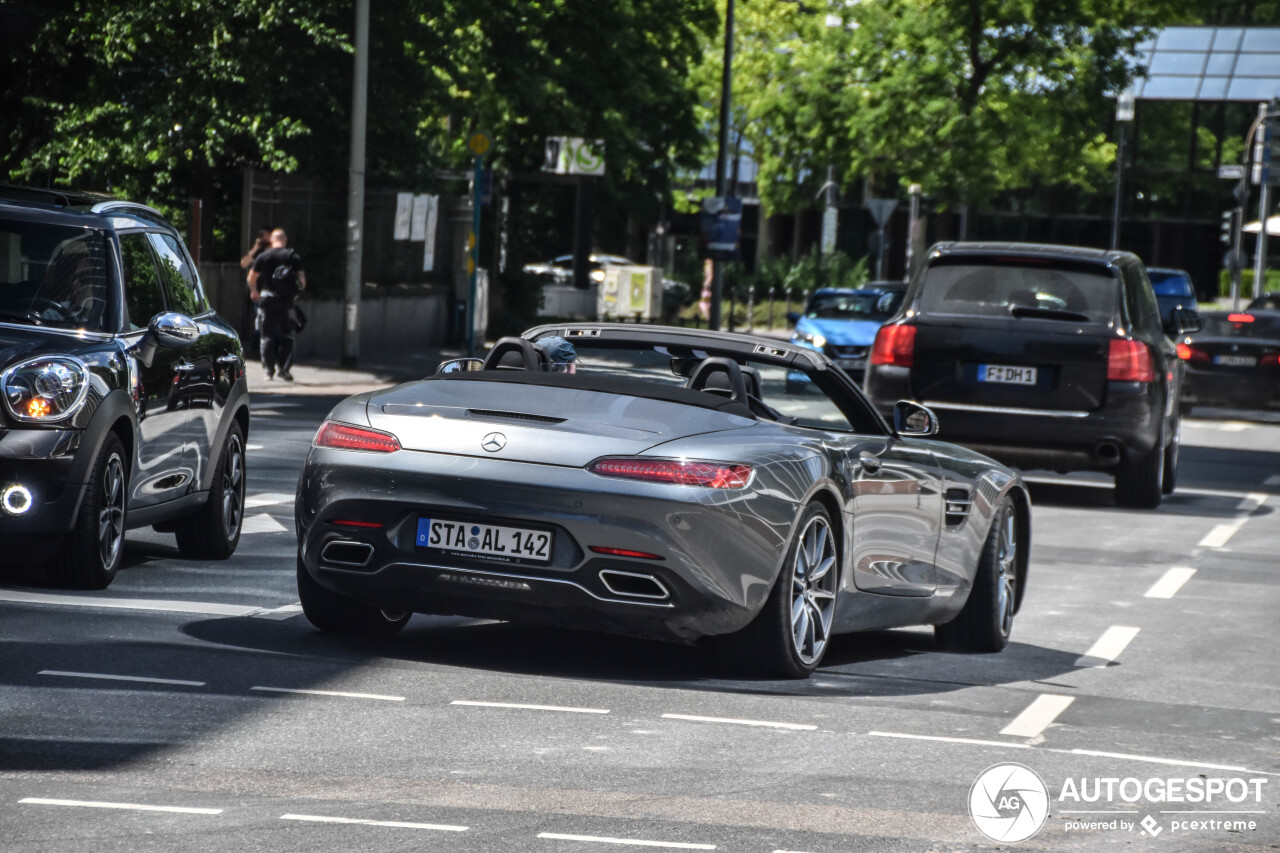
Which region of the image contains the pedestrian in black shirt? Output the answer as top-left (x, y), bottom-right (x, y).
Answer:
top-left (247, 228), bottom-right (306, 381)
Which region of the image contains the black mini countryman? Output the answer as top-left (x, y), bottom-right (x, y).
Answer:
top-left (0, 186), bottom-right (249, 588)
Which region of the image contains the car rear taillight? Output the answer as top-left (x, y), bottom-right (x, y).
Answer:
top-left (870, 324), bottom-right (916, 366)
top-left (1227, 313), bottom-right (1254, 324)
top-left (588, 458), bottom-right (752, 489)
top-left (314, 421), bottom-right (401, 453)
top-left (1176, 343), bottom-right (1209, 362)
top-left (1107, 339), bottom-right (1156, 382)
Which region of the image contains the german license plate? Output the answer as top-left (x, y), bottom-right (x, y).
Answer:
top-left (1213, 354), bottom-right (1255, 367)
top-left (978, 364), bottom-right (1038, 385)
top-left (417, 518), bottom-right (552, 563)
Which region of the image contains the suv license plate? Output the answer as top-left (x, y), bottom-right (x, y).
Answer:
top-left (1213, 354), bottom-right (1255, 367)
top-left (417, 518), bottom-right (552, 563)
top-left (979, 364), bottom-right (1038, 385)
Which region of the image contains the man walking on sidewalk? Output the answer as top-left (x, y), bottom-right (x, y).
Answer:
top-left (247, 228), bottom-right (306, 381)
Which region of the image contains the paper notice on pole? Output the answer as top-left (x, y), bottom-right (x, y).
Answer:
top-left (410, 194), bottom-right (429, 241)
top-left (393, 193), bottom-right (413, 240)
top-left (423, 195), bottom-right (440, 272)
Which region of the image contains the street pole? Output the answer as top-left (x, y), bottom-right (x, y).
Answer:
top-left (1111, 92), bottom-right (1134, 251)
top-left (341, 0), bottom-right (369, 367)
top-left (466, 133), bottom-right (490, 358)
top-left (905, 183), bottom-right (921, 283)
top-left (1254, 120), bottom-right (1273, 302)
top-left (709, 0), bottom-right (734, 332)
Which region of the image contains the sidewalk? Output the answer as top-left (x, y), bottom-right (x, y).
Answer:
top-left (247, 346), bottom-right (465, 396)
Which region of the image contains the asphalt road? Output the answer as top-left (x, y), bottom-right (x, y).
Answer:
top-left (1, 389), bottom-right (1277, 852)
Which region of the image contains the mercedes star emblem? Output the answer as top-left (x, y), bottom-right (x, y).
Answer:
top-left (481, 432), bottom-right (507, 452)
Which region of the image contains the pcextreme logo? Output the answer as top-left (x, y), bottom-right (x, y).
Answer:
top-left (968, 763), bottom-right (1051, 843)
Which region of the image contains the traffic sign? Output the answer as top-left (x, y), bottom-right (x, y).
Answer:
top-left (1218, 164), bottom-right (1244, 180)
top-left (866, 198), bottom-right (898, 227)
top-left (468, 133), bottom-right (491, 157)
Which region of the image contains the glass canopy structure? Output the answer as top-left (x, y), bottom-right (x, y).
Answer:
top-left (1131, 27), bottom-right (1280, 101)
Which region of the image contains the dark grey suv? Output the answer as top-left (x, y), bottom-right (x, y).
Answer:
top-left (864, 242), bottom-right (1200, 508)
top-left (0, 186), bottom-right (250, 587)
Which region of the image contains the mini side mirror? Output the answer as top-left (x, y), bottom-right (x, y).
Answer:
top-left (151, 312), bottom-right (200, 347)
top-left (1169, 308), bottom-right (1202, 336)
top-left (435, 357), bottom-right (484, 375)
top-left (893, 400), bottom-right (939, 437)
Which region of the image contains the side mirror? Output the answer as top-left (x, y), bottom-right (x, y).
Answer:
top-left (128, 312), bottom-right (198, 368)
top-left (893, 400), bottom-right (939, 437)
top-left (1169, 308), bottom-right (1202, 336)
top-left (435, 357), bottom-right (484, 375)
top-left (151, 312), bottom-right (200, 347)
top-left (785, 311), bottom-right (800, 326)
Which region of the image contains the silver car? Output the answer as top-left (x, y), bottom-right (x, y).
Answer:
top-left (295, 324), bottom-right (1030, 678)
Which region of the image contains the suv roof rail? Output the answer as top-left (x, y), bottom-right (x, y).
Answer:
top-left (0, 185), bottom-right (76, 207)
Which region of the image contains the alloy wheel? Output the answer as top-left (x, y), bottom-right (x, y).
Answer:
top-left (97, 452), bottom-right (125, 568)
top-left (221, 434), bottom-right (244, 540)
top-left (996, 506), bottom-right (1017, 638)
top-left (790, 514), bottom-right (837, 665)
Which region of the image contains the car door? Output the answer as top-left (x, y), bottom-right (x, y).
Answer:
top-left (762, 363), bottom-right (943, 597)
top-left (118, 231), bottom-right (196, 508)
top-left (149, 231), bottom-right (224, 484)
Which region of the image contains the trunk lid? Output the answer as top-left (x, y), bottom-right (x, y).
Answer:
top-left (366, 378), bottom-right (756, 466)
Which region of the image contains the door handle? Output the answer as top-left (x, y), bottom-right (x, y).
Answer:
top-left (216, 354), bottom-right (240, 365)
top-left (858, 452), bottom-right (882, 474)
top-left (174, 362), bottom-right (195, 373)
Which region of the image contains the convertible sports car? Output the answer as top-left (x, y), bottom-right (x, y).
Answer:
top-left (295, 324), bottom-right (1031, 677)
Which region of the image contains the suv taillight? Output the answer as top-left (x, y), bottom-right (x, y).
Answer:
top-left (870, 324), bottom-right (916, 366)
top-left (1107, 339), bottom-right (1156, 382)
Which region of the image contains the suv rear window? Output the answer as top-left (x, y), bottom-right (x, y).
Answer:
top-left (0, 219), bottom-right (112, 332)
top-left (916, 260), bottom-right (1118, 324)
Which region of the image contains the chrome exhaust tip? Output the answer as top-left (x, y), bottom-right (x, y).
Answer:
top-left (320, 540), bottom-right (375, 568)
top-left (599, 569), bottom-right (670, 601)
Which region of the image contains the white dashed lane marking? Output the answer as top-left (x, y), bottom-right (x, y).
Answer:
top-left (244, 491), bottom-right (295, 509)
top-left (1197, 492), bottom-right (1268, 548)
top-left (20, 798), bottom-right (221, 815)
top-left (1144, 567), bottom-right (1196, 599)
top-left (1000, 694), bottom-right (1075, 738)
top-left (240, 513), bottom-right (288, 534)
top-left (451, 700), bottom-right (609, 714)
top-left (281, 813), bottom-right (467, 831)
top-left (38, 670), bottom-right (204, 687)
top-left (536, 832), bottom-right (715, 850)
top-left (661, 713), bottom-right (817, 731)
top-left (1075, 626), bottom-right (1141, 668)
top-left (251, 686), bottom-right (405, 702)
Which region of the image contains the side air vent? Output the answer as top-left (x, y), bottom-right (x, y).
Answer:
top-left (944, 488), bottom-right (972, 528)
top-left (469, 409), bottom-right (566, 424)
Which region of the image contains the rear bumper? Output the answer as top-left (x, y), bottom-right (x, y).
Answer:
top-left (1181, 368), bottom-right (1280, 410)
top-left (867, 366), bottom-right (1165, 471)
top-left (296, 447), bottom-right (797, 642)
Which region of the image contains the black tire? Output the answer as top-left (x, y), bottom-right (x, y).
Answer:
top-left (51, 433), bottom-right (127, 589)
top-left (737, 502), bottom-right (839, 679)
top-left (1114, 438), bottom-right (1164, 509)
top-left (936, 498), bottom-right (1018, 653)
top-left (296, 554), bottom-right (409, 637)
top-left (175, 422), bottom-right (246, 559)
top-left (1161, 418), bottom-right (1180, 496)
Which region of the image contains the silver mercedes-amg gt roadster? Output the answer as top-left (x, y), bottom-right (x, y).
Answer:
top-left (295, 323), bottom-right (1031, 678)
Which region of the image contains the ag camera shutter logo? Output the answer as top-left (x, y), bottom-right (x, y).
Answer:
top-left (969, 762), bottom-right (1050, 843)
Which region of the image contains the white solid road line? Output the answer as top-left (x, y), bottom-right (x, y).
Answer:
top-left (244, 491), bottom-right (296, 508)
top-left (1000, 694), bottom-right (1075, 739)
top-left (0, 589), bottom-right (260, 617)
top-left (1144, 567), bottom-right (1197, 599)
top-left (868, 731), bottom-right (1033, 749)
top-left (536, 832), bottom-right (715, 850)
top-left (661, 713), bottom-right (818, 731)
top-left (38, 670), bottom-right (204, 687)
top-left (281, 814), bottom-right (467, 831)
top-left (1075, 626), bottom-right (1140, 668)
top-left (251, 686), bottom-right (405, 701)
top-left (20, 798), bottom-right (221, 815)
top-left (451, 700), bottom-right (609, 714)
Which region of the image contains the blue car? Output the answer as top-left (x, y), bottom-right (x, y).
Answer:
top-left (1146, 267), bottom-right (1201, 329)
top-left (788, 283), bottom-right (906, 387)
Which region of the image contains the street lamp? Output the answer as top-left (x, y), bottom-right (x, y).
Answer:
top-left (1110, 90), bottom-right (1135, 251)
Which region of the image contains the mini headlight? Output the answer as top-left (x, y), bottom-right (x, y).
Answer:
top-left (2, 484), bottom-right (33, 515)
top-left (1, 356), bottom-right (90, 423)
top-left (792, 330), bottom-right (826, 350)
